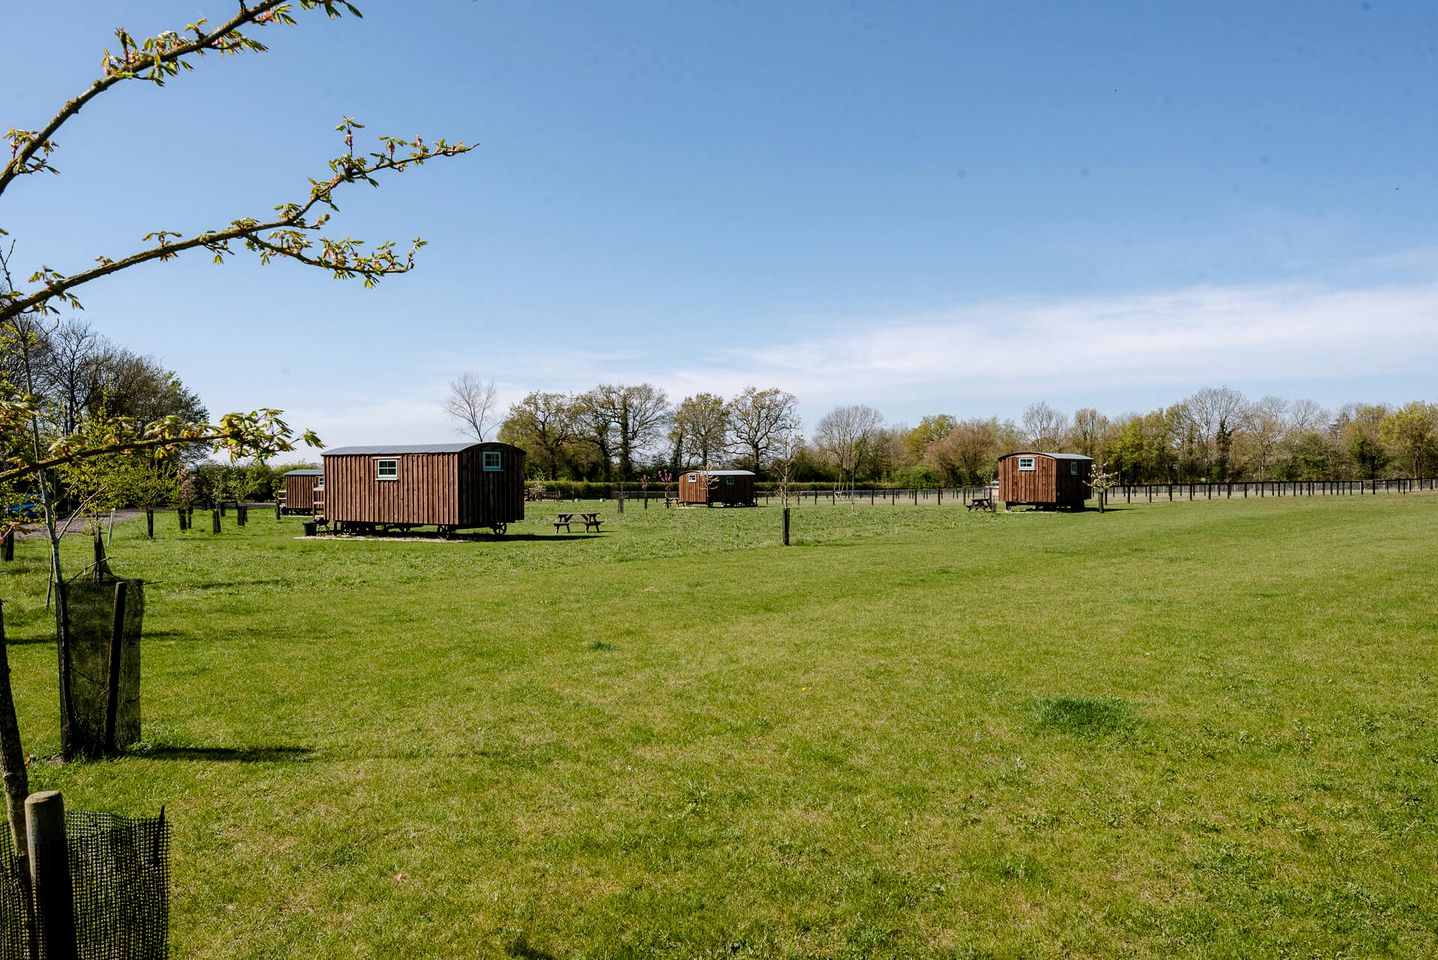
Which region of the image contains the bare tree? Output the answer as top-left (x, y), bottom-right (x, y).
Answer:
top-left (1288, 398), bottom-right (1329, 433)
top-left (444, 373), bottom-right (498, 441)
top-left (727, 387), bottom-right (799, 474)
top-left (814, 404), bottom-right (884, 493)
top-left (1181, 386), bottom-right (1251, 480)
top-left (1067, 407), bottom-right (1111, 458)
top-left (581, 384), bottom-right (671, 479)
top-left (1021, 401), bottom-right (1069, 450)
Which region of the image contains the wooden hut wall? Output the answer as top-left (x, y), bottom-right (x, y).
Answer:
top-left (678, 472), bottom-right (709, 504)
top-left (710, 474), bottom-right (754, 505)
top-left (1053, 460), bottom-right (1092, 508)
top-left (323, 453), bottom-right (460, 525)
top-left (283, 475), bottom-right (317, 512)
top-left (455, 444), bottom-right (527, 526)
top-left (999, 456), bottom-right (1058, 504)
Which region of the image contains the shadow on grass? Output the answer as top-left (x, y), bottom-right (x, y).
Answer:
top-left (137, 745), bottom-right (314, 763)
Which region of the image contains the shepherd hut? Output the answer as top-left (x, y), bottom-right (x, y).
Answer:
top-left (997, 452), bottom-right (1093, 510)
top-left (280, 469), bottom-right (323, 514)
top-left (677, 469), bottom-right (757, 507)
top-left (320, 441), bottom-right (526, 535)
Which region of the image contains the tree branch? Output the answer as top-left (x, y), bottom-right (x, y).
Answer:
top-left (0, 135), bottom-right (470, 323)
top-left (1, 1), bottom-right (299, 197)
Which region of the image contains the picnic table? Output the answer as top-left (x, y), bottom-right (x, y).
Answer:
top-left (966, 496), bottom-right (994, 512)
top-left (554, 512), bottom-right (603, 533)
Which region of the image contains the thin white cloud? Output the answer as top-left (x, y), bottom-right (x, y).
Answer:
top-left (697, 279), bottom-right (1438, 404)
top-left (286, 276), bottom-right (1438, 450)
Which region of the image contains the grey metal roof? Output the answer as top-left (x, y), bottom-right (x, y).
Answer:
top-left (998, 451), bottom-right (1094, 461)
top-left (323, 443), bottom-right (480, 456)
top-left (283, 469), bottom-right (323, 476)
top-left (694, 469), bottom-right (756, 476)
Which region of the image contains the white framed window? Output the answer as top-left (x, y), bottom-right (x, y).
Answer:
top-left (1070, 461), bottom-right (1079, 476)
top-left (725, 476), bottom-right (735, 486)
top-left (315, 477), bottom-right (324, 490)
top-left (376, 458), bottom-right (398, 481)
top-left (482, 450), bottom-right (502, 472)
top-left (1018, 456), bottom-right (1036, 472)
top-left (688, 473), bottom-right (697, 483)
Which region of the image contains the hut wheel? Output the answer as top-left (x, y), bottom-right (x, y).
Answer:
top-left (492, 522), bottom-right (508, 537)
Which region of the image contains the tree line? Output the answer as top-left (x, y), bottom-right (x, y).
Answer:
top-left (456, 377), bottom-right (1438, 487)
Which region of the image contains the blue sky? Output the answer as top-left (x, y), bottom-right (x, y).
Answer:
top-left (3, 1), bottom-right (1436, 453)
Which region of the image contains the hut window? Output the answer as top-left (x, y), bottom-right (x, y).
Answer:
top-left (316, 477), bottom-right (324, 490)
top-left (376, 459), bottom-right (398, 481)
top-left (725, 476), bottom-right (735, 486)
top-left (1018, 456), bottom-right (1036, 471)
top-left (482, 450), bottom-right (502, 472)
top-left (688, 474), bottom-right (697, 483)
top-left (1070, 461), bottom-right (1079, 476)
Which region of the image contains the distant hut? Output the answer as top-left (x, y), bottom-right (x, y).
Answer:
top-left (677, 469), bottom-right (757, 507)
top-left (280, 469), bottom-right (323, 515)
top-left (997, 452), bottom-right (1093, 510)
top-left (320, 442), bottom-right (526, 535)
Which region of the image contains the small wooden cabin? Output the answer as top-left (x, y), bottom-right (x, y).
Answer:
top-left (320, 442), bottom-right (526, 534)
top-left (678, 469), bottom-right (757, 507)
top-left (281, 469), bottom-right (323, 514)
top-left (997, 452), bottom-right (1093, 510)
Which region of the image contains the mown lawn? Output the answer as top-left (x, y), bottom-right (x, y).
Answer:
top-left (1, 496), bottom-right (1435, 958)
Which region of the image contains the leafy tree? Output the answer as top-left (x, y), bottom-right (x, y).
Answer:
top-left (924, 417), bottom-right (1016, 486)
top-left (904, 414), bottom-right (957, 463)
top-left (726, 387), bottom-right (799, 476)
top-left (671, 392), bottom-right (729, 469)
top-left (1380, 401), bottom-right (1438, 477)
top-left (1337, 403), bottom-right (1390, 479)
top-left (498, 392), bottom-right (579, 480)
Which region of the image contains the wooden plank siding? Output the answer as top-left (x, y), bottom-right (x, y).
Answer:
top-left (998, 453), bottom-right (1092, 508)
top-left (282, 474), bottom-right (319, 512)
top-left (456, 445), bottom-right (527, 527)
top-left (677, 471), bottom-right (756, 506)
top-left (321, 443), bottom-right (526, 529)
top-left (324, 453), bottom-right (461, 526)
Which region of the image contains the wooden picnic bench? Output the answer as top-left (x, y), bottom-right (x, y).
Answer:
top-left (554, 512), bottom-right (603, 533)
top-left (966, 496), bottom-right (993, 512)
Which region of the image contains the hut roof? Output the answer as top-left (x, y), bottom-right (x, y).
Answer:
top-left (283, 469), bottom-right (323, 476)
top-left (696, 469), bottom-right (756, 476)
top-left (997, 451), bottom-right (1093, 461)
top-left (323, 443), bottom-right (481, 456)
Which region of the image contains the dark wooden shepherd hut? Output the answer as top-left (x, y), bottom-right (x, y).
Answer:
top-left (320, 442), bottom-right (526, 534)
top-left (677, 469), bottom-right (757, 507)
top-left (997, 452), bottom-right (1093, 510)
top-left (281, 469), bottom-right (323, 514)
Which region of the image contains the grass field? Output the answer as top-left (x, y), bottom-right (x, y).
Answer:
top-left (1, 496), bottom-right (1435, 958)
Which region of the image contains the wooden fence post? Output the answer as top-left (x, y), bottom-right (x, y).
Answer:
top-left (1, 528), bottom-right (12, 562)
top-left (145, 508), bottom-right (154, 539)
top-left (26, 791), bottom-right (78, 960)
top-left (782, 507), bottom-right (790, 546)
top-left (211, 509), bottom-right (221, 534)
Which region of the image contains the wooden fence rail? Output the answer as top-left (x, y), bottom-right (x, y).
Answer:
top-left (745, 478), bottom-right (1438, 507)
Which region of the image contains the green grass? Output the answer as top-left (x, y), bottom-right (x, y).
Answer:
top-left (1, 496), bottom-right (1436, 958)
